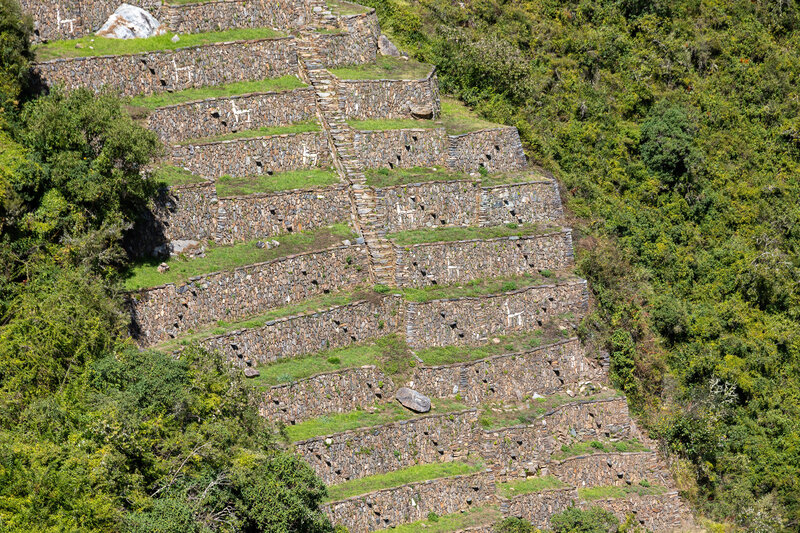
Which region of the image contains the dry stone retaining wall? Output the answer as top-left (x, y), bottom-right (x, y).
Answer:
top-left (22, 0), bottom-right (160, 42)
top-left (449, 128), bottom-right (527, 173)
top-left (170, 131), bottom-right (331, 179)
top-left (548, 452), bottom-right (672, 488)
top-left (129, 245), bottom-right (371, 345)
top-left (405, 280), bottom-right (589, 349)
top-left (503, 488), bottom-right (578, 530)
top-left (35, 38), bottom-right (298, 96)
top-left (323, 472), bottom-right (497, 533)
top-left (354, 128), bottom-right (449, 169)
top-left (199, 296), bottom-right (404, 366)
top-left (394, 230), bottom-right (575, 287)
top-left (586, 492), bottom-right (692, 532)
top-left (481, 180), bottom-right (564, 226)
top-left (313, 11), bottom-right (380, 68)
top-left (376, 180), bottom-right (481, 233)
top-left (296, 410), bottom-right (479, 485)
top-left (337, 70), bottom-right (440, 120)
top-left (409, 338), bottom-right (603, 406)
top-left (145, 88), bottom-right (317, 144)
top-left (479, 398), bottom-right (636, 480)
top-left (261, 366), bottom-right (395, 425)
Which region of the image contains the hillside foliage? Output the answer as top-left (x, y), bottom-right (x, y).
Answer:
top-left (361, 0), bottom-right (800, 529)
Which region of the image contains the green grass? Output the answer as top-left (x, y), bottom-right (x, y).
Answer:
top-left (123, 224), bottom-right (355, 290)
top-left (400, 273), bottom-right (559, 303)
top-left (129, 76), bottom-right (306, 109)
top-left (578, 484), bottom-right (668, 501)
top-left (415, 329), bottom-right (565, 366)
top-left (250, 335), bottom-right (415, 388)
top-left (477, 390), bottom-right (624, 431)
top-left (35, 28), bottom-right (283, 61)
top-left (438, 97), bottom-right (499, 135)
top-left (376, 506), bottom-right (501, 533)
top-left (331, 55), bottom-right (432, 80)
top-left (389, 223), bottom-right (556, 245)
top-left (327, 0), bottom-right (372, 15)
top-left (326, 459), bottom-right (484, 502)
top-left (216, 169), bottom-right (340, 196)
top-left (497, 476), bottom-right (568, 498)
top-left (363, 166), bottom-right (550, 188)
top-left (551, 439), bottom-right (651, 461)
top-left (347, 97), bottom-right (502, 134)
top-left (177, 121), bottom-right (320, 145)
top-left (286, 397), bottom-right (469, 442)
top-left (151, 165), bottom-right (207, 188)
top-left (157, 288), bottom-right (374, 353)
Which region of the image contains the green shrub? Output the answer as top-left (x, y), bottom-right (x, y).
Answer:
top-left (550, 506), bottom-right (620, 533)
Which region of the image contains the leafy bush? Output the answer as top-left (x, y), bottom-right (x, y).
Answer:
top-left (550, 506), bottom-right (620, 533)
top-left (495, 517), bottom-right (539, 533)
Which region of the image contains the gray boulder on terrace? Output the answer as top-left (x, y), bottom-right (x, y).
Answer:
top-left (96, 4), bottom-right (166, 39)
top-left (378, 34), bottom-right (401, 57)
top-left (395, 387), bottom-right (431, 413)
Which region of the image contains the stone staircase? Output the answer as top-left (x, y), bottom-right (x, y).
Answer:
top-left (298, 31), bottom-right (397, 285)
top-left (23, 0), bottom-right (695, 531)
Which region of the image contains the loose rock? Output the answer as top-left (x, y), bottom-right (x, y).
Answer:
top-left (96, 4), bottom-right (166, 39)
top-left (395, 387), bottom-right (431, 413)
top-left (378, 34), bottom-right (401, 57)
top-left (157, 262), bottom-right (169, 273)
top-left (243, 367), bottom-right (260, 378)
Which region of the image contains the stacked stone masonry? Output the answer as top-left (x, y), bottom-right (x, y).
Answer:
top-left (405, 280), bottom-right (589, 349)
top-left (136, 177), bottom-right (561, 258)
top-left (259, 338), bottom-right (603, 425)
top-left (21, 0), bottom-right (321, 42)
top-left (129, 245), bottom-right (371, 346)
top-left (145, 88), bottom-right (317, 144)
top-left (296, 410), bottom-right (479, 485)
top-left (35, 38), bottom-right (298, 96)
top-left (199, 296), bottom-right (405, 366)
top-left (337, 70), bottom-right (441, 120)
top-left (547, 452), bottom-right (672, 489)
top-left (170, 131), bottom-right (331, 179)
top-left (260, 366), bottom-right (395, 425)
top-left (394, 230), bottom-right (574, 287)
top-left (353, 127), bottom-right (528, 173)
top-left (311, 12), bottom-right (380, 68)
top-left (584, 492), bottom-right (692, 532)
top-left (323, 472), bottom-right (497, 533)
top-left (503, 488), bottom-right (577, 530)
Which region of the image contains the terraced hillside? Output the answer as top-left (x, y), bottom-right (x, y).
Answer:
top-left (27, 1), bottom-right (695, 530)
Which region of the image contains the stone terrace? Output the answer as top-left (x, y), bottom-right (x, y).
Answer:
top-left (23, 1), bottom-right (694, 531)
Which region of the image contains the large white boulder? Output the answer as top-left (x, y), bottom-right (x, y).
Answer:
top-left (96, 4), bottom-right (166, 39)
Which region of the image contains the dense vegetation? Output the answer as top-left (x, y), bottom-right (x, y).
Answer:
top-left (0, 1), bottom-right (335, 530)
top-left (361, 0), bottom-right (800, 529)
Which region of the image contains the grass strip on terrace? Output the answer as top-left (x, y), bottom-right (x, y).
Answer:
top-left (325, 459), bottom-right (485, 502)
top-left (388, 223), bottom-right (559, 245)
top-left (326, 0), bottom-right (372, 16)
top-left (398, 271), bottom-right (570, 303)
top-left (331, 55), bottom-right (432, 80)
top-left (156, 287), bottom-right (375, 353)
top-left (150, 165), bottom-right (207, 187)
top-left (250, 335), bottom-right (416, 389)
top-left (551, 439), bottom-right (651, 461)
top-left (347, 97), bottom-right (503, 134)
top-left (123, 224), bottom-right (356, 290)
top-left (363, 166), bottom-right (551, 188)
top-left (35, 28), bottom-right (284, 61)
top-left (415, 328), bottom-right (569, 366)
top-left (286, 397), bottom-right (469, 442)
top-left (375, 505), bottom-right (502, 533)
top-left (175, 120), bottom-right (320, 145)
top-left (496, 476), bottom-right (568, 498)
top-left (477, 390), bottom-right (624, 431)
top-left (129, 76), bottom-right (307, 109)
top-left (578, 483), bottom-right (668, 501)
top-left (216, 169), bottom-right (340, 196)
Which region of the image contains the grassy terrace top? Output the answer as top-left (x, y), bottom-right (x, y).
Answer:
top-left (348, 97), bottom-right (501, 135)
top-left (327, 0), bottom-right (372, 16)
top-left (376, 506), bottom-right (501, 533)
top-left (364, 166), bottom-right (550, 188)
top-left (124, 224), bottom-right (355, 290)
top-left (151, 166), bottom-right (340, 195)
top-left (128, 76), bottom-right (306, 110)
top-left (174, 121), bottom-right (320, 145)
top-left (331, 55), bottom-right (432, 80)
top-left (388, 223), bottom-right (561, 246)
top-left (35, 28), bottom-right (284, 61)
